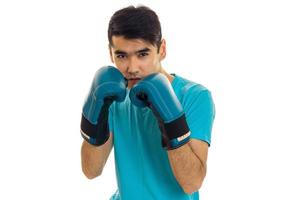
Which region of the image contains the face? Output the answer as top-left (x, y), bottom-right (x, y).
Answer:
top-left (109, 36), bottom-right (167, 88)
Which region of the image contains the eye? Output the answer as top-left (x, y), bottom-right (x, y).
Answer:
top-left (138, 52), bottom-right (148, 57)
top-left (116, 54), bottom-right (126, 59)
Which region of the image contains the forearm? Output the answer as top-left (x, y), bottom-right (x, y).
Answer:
top-left (81, 136), bottom-right (112, 179)
top-left (167, 142), bottom-right (206, 194)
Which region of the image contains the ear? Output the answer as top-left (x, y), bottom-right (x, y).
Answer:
top-left (159, 39), bottom-right (166, 61)
top-left (109, 44), bottom-right (114, 63)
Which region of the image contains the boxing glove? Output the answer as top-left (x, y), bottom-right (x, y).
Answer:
top-left (81, 66), bottom-right (127, 146)
top-left (129, 73), bottom-right (190, 150)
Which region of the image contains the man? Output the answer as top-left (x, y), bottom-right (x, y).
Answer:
top-left (80, 5), bottom-right (215, 200)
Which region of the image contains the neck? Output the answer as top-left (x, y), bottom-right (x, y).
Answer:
top-left (160, 67), bottom-right (174, 83)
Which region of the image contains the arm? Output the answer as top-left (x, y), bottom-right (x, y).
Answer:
top-left (129, 73), bottom-right (211, 194)
top-left (167, 139), bottom-right (208, 194)
top-left (81, 133), bottom-right (113, 179)
top-left (80, 66), bottom-right (126, 179)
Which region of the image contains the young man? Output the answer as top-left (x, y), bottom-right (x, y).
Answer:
top-left (80, 5), bottom-right (215, 200)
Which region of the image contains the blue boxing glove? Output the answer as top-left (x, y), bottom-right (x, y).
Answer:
top-left (80, 66), bottom-right (127, 146)
top-left (129, 73), bottom-right (190, 150)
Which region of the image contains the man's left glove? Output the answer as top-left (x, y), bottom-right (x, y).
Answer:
top-left (129, 73), bottom-right (190, 150)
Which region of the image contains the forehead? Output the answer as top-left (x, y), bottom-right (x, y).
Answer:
top-left (111, 36), bottom-right (156, 52)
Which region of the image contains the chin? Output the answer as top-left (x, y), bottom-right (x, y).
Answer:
top-left (127, 83), bottom-right (134, 89)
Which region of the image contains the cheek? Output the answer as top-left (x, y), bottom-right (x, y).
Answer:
top-left (146, 58), bottom-right (160, 72)
top-left (139, 62), bottom-right (152, 73)
top-left (114, 64), bottom-right (127, 75)
top-left (114, 59), bottom-right (127, 68)
top-left (140, 65), bottom-right (158, 75)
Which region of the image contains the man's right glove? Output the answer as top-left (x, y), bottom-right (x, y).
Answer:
top-left (80, 66), bottom-right (127, 146)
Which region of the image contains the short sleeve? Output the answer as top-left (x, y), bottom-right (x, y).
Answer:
top-left (183, 87), bottom-right (215, 145)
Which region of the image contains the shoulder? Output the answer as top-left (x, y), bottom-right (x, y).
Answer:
top-left (171, 74), bottom-right (212, 103)
top-left (172, 75), bottom-right (215, 145)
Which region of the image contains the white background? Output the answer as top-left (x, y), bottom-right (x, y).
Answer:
top-left (0, 0), bottom-right (299, 199)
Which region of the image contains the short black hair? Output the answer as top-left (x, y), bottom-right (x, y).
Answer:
top-left (108, 5), bottom-right (162, 49)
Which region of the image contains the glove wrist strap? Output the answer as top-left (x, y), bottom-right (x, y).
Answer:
top-left (80, 99), bottom-right (113, 146)
top-left (163, 114), bottom-right (191, 150)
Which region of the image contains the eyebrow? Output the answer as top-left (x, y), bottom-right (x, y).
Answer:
top-left (114, 48), bottom-right (150, 55)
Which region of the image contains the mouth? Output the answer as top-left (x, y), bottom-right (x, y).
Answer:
top-left (128, 78), bottom-right (142, 86)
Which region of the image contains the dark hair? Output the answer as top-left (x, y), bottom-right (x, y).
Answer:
top-left (108, 5), bottom-right (162, 49)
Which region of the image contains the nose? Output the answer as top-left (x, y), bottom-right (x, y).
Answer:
top-left (128, 69), bottom-right (139, 77)
top-left (127, 57), bottom-right (140, 76)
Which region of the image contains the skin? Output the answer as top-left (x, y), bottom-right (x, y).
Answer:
top-left (81, 36), bottom-right (209, 194)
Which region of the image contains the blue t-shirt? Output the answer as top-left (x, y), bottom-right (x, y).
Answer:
top-left (108, 74), bottom-right (215, 200)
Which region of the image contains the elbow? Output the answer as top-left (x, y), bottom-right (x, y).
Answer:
top-left (82, 168), bottom-right (102, 180)
top-left (181, 176), bottom-right (205, 194)
top-left (182, 184), bottom-right (200, 195)
top-left (84, 172), bottom-right (100, 180)
top-left (182, 181), bottom-right (203, 195)
top-left (183, 163), bottom-right (207, 194)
